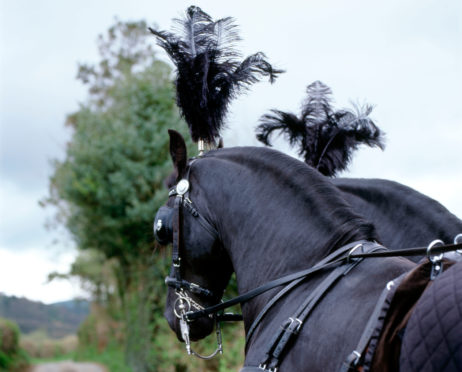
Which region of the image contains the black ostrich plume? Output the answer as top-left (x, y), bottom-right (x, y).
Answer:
top-left (150, 6), bottom-right (283, 143)
top-left (256, 81), bottom-right (385, 177)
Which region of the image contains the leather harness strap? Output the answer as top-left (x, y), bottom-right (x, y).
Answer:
top-left (259, 242), bottom-right (386, 371)
top-left (245, 241), bottom-right (379, 347)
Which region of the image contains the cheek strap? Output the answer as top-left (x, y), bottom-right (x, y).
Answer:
top-left (172, 196), bottom-right (183, 282)
top-left (167, 194), bottom-right (217, 299)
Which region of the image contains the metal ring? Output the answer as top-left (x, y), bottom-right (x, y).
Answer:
top-left (426, 239), bottom-right (444, 263)
top-left (454, 234), bottom-right (462, 255)
top-left (173, 296), bottom-right (191, 319)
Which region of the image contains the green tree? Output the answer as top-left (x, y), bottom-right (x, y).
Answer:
top-left (44, 19), bottom-right (193, 372)
top-left (49, 20), bottom-right (186, 264)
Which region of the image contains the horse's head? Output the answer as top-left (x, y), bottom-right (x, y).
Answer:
top-left (154, 130), bottom-right (233, 342)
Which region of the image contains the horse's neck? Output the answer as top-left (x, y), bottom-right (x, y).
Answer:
top-left (204, 164), bottom-right (330, 285)
top-left (195, 150), bottom-right (374, 326)
top-left (333, 178), bottom-right (462, 248)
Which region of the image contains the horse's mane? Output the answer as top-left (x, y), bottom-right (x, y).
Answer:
top-left (205, 146), bottom-right (379, 251)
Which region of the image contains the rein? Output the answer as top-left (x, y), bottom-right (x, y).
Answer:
top-left (348, 241), bottom-right (462, 259)
top-left (185, 241), bottom-right (375, 321)
top-left (184, 240), bottom-right (462, 322)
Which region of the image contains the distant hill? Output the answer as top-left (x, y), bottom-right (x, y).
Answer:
top-left (0, 294), bottom-right (90, 338)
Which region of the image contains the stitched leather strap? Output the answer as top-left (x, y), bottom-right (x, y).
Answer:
top-left (260, 242), bottom-right (386, 371)
top-left (261, 259), bottom-right (362, 370)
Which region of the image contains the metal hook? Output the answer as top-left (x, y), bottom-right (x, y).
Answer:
top-left (427, 239), bottom-right (444, 263)
top-left (454, 234), bottom-right (462, 255)
top-left (427, 239), bottom-right (444, 280)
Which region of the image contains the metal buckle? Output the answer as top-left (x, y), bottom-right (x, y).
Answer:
top-left (288, 317), bottom-right (303, 332)
top-left (351, 350), bottom-right (361, 367)
top-left (259, 364), bottom-right (278, 372)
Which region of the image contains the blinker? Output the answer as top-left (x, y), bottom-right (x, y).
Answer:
top-left (154, 206), bottom-right (174, 245)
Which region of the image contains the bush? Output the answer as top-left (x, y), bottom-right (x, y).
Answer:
top-left (0, 318), bottom-right (28, 371)
top-left (19, 330), bottom-right (78, 359)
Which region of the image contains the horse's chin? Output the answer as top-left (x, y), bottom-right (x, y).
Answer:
top-left (164, 308), bottom-right (214, 342)
top-left (187, 317), bottom-right (215, 341)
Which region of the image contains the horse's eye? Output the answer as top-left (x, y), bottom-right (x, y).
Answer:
top-left (154, 206), bottom-right (174, 245)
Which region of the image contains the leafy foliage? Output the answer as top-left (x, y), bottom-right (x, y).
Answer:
top-left (256, 81), bottom-right (385, 176)
top-left (150, 6), bottom-right (283, 142)
top-left (46, 22), bottom-right (191, 264)
top-left (48, 250), bottom-right (117, 306)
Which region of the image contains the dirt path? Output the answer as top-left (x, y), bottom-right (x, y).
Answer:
top-left (30, 361), bottom-right (107, 372)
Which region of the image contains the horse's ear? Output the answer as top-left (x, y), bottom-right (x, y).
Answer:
top-left (168, 129), bottom-right (188, 179)
top-left (217, 138), bottom-right (224, 148)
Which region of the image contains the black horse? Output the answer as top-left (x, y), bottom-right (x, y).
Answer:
top-left (150, 8), bottom-right (461, 369)
top-left (333, 178), bottom-right (462, 258)
top-left (159, 130), bottom-right (434, 371)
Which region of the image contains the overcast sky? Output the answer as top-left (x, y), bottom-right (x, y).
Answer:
top-left (0, 0), bottom-right (461, 304)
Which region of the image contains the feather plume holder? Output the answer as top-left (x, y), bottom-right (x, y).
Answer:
top-left (198, 139), bottom-right (218, 156)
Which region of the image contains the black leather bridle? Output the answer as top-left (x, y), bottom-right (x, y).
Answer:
top-left (154, 161), bottom-right (231, 359)
top-left (154, 161), bottom-right (219, 298)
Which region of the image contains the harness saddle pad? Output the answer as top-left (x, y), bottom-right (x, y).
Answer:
top-left (399, 261), bottom-right (462, 372)
top-left (364, 259), bottom-right (455, 372)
